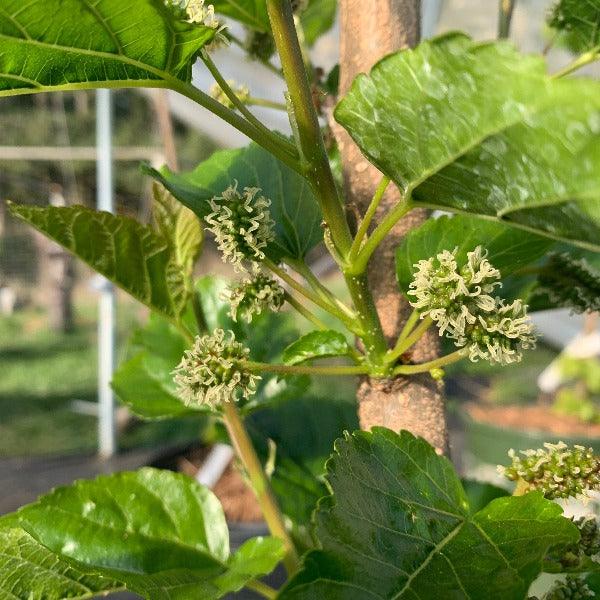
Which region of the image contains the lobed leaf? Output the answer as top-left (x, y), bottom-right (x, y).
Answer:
top-left (395, 214), bottom-right (552, 293)
top-left (9, 203), bottom-right (191, 320)
top-left (9, 468), bottom-right (284, 599)
top-left (282, 330), bottom-right (351, 365)
top-left (0, 527), bottom-right (121, 599)
top-left (335, 34), bottom-right (600, 251)
top-left (280, 428), bottom-right (578, 600)
top-left (0, 0), bottom-right (215, 97)
top-left (147, 143), bottom-right (323, 262)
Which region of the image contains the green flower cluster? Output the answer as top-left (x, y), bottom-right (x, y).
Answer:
top-left (542, 575), bottom-right (595, 599)
top-left (499, 442), bottom-right (600, 500)
top-left (173, 329), bottom-right (260, 408)
top-left (559, 517), bottom-right (600, 568)
top-left (166, 0), bottom-right (218, 27)
top-left (408, 246), bottom-right (536, 365)
top-left (228, 269), bottom-right (285, 323)
top-left (205, 182), bottom-right (275, 271)
top-left (209, 80), bottom-right (250, 109)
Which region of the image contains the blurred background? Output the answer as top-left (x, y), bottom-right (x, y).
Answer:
top-left (1, 0), bottom-right (599, 557)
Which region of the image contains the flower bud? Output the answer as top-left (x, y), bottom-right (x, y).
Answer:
top-left (209, 80), bottom-right (250, 109)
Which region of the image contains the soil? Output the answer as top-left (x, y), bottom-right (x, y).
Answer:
top-left (466, 402), bottom-right (600, 438)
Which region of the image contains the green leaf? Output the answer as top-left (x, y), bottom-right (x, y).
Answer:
top-left (0, 527), bottom-right (122, 599)
top-left (0, 0), bottom-right (215, 96)
top-left (548, 0), bottom-right (600, 54)
top-left (112, 352), bottom-right (201, 419)
top-left (212, 0), bottom-right (270, 31)
top-left (8, 203), bottom-right (191, 320)
top-left (529, 252), bottom-right (600, 313)
top-left (146, 143), bottom-right (323, 261)
top-left (461, 479), bottom-right (509, 514)
top-left (282, 330), bottom-right (351, 365)
top-left (300, 0), bottom-right (337, 46)
top-left (280, 428), bottom-right (578, 600)
top-left (247, 393), bottom-right (358, 529)
top-left (395, 214), bottom-right (553, 293)
top-left (152, 183), bottom-right (203, 287)
top-left (335, 34), bottom-right (600, 252)
top-left (11, 468), bottom-right (284, 599)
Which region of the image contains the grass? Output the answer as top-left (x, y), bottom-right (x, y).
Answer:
top-left (0, 297), bottom-right (204, 458)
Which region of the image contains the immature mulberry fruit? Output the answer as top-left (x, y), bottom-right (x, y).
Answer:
top-left (209, 80), bottom-right (250, 109)
top-left (499, 442), bottom-right (600, 500)
top-left (205, 182), bottom-right (274, 271)
top-left (408, 246), bottom-right (536, 365)
top-left (544, 575), bottom-right (595, 599)
top-left (228, 270), bottom-right (285, 323)
top-left (173, 329), bottom-right (260, 408)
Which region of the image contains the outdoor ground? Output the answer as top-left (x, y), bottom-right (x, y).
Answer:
top-left (0, 293), bottom-right (204, 457)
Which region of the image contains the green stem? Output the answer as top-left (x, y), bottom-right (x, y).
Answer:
top-left (246, 96), bottom-right (288, 111)
top-left (200, 51), bottom-right (292, 156)
top-left (266, 0), bottom-right (353, 256)
top-left (284, 291), bottom-right (329, 330)
top-left (386, 316), bottom-right (433, 363)
top-left (393, 348), bottom-right (468, 375)
top-left (349, 176), bottom-right (390, 260)
top-left (245, 360), bottom-right (369, 376)
top-left (287, 258), bottom-right (355, 318)
top-left (246, 579), bottom-right (278, 599)
top-left (498, 0), bottom-right (517, 39)
top-left (350, 195), bottom-right (413, 276)
top-left (264, 259), bottom-right (359, 332)
top-left (553, 48), bottom-right (600, 78)
top-left (167, 78), bottom-right (300, 173)
top-left (393, 309), bottom-right (420, 349)
top-left (221, 401), bottom-right (299, 574)
top-left (266, 0), bottom-right (389, 365)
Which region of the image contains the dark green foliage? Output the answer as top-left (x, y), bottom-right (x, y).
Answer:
top-left (548, 0), bottom-right (600, 54)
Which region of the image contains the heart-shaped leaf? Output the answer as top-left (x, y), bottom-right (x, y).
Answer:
top-left (11, 468), bottom-right (284, 599)
top-left (280, 428), bottom-right (578, 600)
top-left (395, 214), bottom-right (553, 294)
top-left (9, 203), bottom-right (191, 320)
top-left (0, 527), bottom-right (122, 599)
top-left (335, 34), bottom-right (600, 251)
top-left (147, 143), bottom-right (323, 262)
top-left (0, 0), bottom-right (215, 97)
top-left (282, 330), bottom-right (351, 365)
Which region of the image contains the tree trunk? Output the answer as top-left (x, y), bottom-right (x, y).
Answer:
top-left (337, 0), bottom-right (448, 453)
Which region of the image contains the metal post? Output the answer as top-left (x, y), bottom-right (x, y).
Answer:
top-left (96, 89), bottom-right (116, 458)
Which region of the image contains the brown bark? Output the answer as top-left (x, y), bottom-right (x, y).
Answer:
top-left (337, 0), bottom-right (448, 453)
